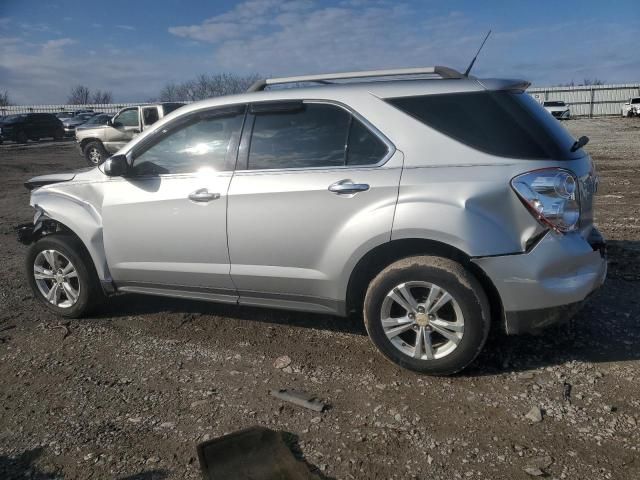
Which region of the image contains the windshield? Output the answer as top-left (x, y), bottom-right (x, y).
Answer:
top-left (543, 101), bottom-right (566, 107)
top-left (84, 114), bottom-right (111, 125)
top-left (631, 98), bottom-right (640, 104)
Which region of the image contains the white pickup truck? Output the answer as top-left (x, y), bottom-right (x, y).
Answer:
top-left (622, 97), bottom-right (640, 118)
top-left (75, 102), bottom-right (184, 165)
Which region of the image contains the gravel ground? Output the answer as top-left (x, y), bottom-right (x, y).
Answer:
top-left (0, 117), bottom-right (639, 480)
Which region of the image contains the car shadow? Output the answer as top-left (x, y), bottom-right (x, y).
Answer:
top-left (94, 240), bottom-right (639, 376)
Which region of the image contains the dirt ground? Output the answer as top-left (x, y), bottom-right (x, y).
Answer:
top-left (0, 117), bottom-right (639, 480)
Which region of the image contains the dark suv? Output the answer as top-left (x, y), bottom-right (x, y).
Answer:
top-left (0, 113), bottom-right (64, 144)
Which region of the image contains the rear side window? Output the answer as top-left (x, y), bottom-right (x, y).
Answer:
top-left (632, 98), bottom-right (640, 104)
top-left (248, 103), bottom-right (388, 170)
top-left (388, 92), bottom-right (581, 160)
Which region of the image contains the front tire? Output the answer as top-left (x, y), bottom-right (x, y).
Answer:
top-left (26, 234), bottom-right (105, 318)
top-left (364, 256), bottom-right (490, 375)
top-left (83, 141), bottom-right (108, 166)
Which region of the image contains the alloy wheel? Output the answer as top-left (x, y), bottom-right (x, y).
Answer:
top-left (33, 249), bottom-right (80, 308)
top-left (380, 281), bottom-right (464, 360)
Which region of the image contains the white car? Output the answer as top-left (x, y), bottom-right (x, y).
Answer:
top-left (622, 97), bottom-right (640, 117)
top-left (543, 100), bottom-right (571, 120)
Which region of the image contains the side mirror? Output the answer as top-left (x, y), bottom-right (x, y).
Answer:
top-left (103, 154), bottom-right (129, 176)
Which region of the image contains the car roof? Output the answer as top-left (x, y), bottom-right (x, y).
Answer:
top-left (171, 76), bottom-right (529, 117)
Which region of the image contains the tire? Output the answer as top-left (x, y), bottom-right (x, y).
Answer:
top-left (26, 234), bottom-right (105, 318)
top-left (364, 256), bottom-right (491, 375)
top-left (16, 130), bottom-right (28, 144)
top-left (83, 141), bottom-right (108, 166)
top-left (53, 129), bottom-right (63, 141)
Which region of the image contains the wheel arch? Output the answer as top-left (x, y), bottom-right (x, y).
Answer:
top-left (345, 238), bottom-right (504, 331)
top-left (79, 137), bottom-right (104, 150)
top-left (29, 191), bottom-right (113, 293)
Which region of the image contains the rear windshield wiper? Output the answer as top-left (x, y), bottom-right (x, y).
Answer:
top-left (570, 135), bottom-right (589, 152)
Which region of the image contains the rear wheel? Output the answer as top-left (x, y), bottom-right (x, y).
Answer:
top-left (364, 256), bottom-right (490, 375)
top-left (26, 234), bottom-right (105, 318)
top-left (83, 141), bottom-right (108, 166)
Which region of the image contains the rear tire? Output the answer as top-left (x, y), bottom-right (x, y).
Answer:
top-left (26, 234), bottom-right (105, 318)
top-left (83, 141), bottom-right (108, 166)
top-left (364, 256), bottom-right (491, 375)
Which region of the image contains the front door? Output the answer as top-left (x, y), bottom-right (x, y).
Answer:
top-left (102, 106), bottom-right (246, 300)
top-left (104, 107), bottom-right (141, 153)
top-left (227, 101), bottom-right (401, 312)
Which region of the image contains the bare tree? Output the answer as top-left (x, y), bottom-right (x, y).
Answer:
top-left (0, 90), bottom-right (10, 107)
top-left (91, 90), bottom-right (113, 104)
top-left (67, 85), bottom-right (91, 104)
top-left (581, 78), bottom-right (605, 86)
top-left (158, 73), bottom-right (260, 102)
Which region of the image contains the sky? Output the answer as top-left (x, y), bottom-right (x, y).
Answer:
top-left (0, 0), bottom-right (639, 104)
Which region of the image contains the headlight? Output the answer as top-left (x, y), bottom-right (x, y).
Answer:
top-left (511, 168), bottom-right (580, 233)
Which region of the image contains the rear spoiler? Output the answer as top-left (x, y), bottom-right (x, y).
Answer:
top-left (476, 78), bottom-right (531, 92)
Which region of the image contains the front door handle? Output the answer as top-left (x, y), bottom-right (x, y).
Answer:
top-left (328, 179), bottom-right (370, 195)
top-left (188, 188), bottom-right (220, 203)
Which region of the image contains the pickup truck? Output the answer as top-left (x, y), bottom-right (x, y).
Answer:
top-left (622, 97), bottom-right (640, 118)
top-left (75, 102), bottom-right (184, 165)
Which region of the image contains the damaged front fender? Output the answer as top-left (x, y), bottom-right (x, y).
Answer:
top-left (28, 184), bottom-right (112, 288)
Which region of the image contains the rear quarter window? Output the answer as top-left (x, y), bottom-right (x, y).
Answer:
top-left (388, 91), bottom-right (582, 160)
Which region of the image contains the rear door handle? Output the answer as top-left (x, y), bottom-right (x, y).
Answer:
top-left (328, 180), bottom-right (370, 195)
top-left (188, 188), bottom-right (220, 203)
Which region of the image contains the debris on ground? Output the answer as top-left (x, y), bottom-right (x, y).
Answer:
top-left (270, 389), bottom-right (327, 413)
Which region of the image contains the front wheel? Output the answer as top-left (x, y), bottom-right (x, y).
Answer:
top-left (26, 234), bottom-right (105, 318)
top-left (83, 141), bottom-right (108, 166)
top-left (364, 256), bottom-right (491, 375)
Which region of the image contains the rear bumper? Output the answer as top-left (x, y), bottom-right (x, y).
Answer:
top-left (473, 228), bottom-right (607, 335)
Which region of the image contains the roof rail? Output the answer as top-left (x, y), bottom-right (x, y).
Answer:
top-left (246, 66), bottom-right (464, 92)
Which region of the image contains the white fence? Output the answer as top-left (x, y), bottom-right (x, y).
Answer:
top-left (0, 103), bottom-right (144, 116)
top-left (2, 82), bottom-right (639, 117)
top-left (528, 83), bottom-right (640, 117)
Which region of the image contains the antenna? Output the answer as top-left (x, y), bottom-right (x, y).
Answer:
top-left (464, 30), bottom-right (491, 77)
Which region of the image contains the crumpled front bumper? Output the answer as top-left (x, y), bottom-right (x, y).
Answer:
top-left (473, 228), bottom-right (607, 335)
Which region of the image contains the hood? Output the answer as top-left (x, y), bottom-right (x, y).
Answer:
top-left (63, 118), bottom-right (86, 127)
top-left (24, 167), bottom-right (97, 191)
top-left (76, 123), bottom-right (107, 131)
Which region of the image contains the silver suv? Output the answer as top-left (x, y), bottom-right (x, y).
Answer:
top-left (17, 66), bottom-right (607, 375)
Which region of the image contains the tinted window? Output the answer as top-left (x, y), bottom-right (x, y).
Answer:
top-left (543, 101), bottom-right (565, 107)
top-left (248, 103), bottom-right (350, 170)
top-left (114, 108), bottom-right (139, 127)
top-left (632, 98), bottom-right (640, 104)
top-left (142, 107), bottom-right (159, 126)
top-left (388, 92), bottom-right (581, 160)
top-left (347, 118), bottom-right (388, 165)
top-left (132, 112), bottom-right (243, 175)
top-left (162, 103), bottom-right (185, 115)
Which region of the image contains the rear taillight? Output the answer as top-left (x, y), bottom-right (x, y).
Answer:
top-left (511, 168), bottom-right (580, 233)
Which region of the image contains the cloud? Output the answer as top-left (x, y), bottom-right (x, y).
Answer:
top-left (166, 1), bottom-right (638, 86)
top-left (42, 38), bottom-right (75, 50)
top-left (116, 24), bottom-right (136, 31)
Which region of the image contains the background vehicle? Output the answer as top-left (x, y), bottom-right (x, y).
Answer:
top-left (55, 111), bottom-right (75, 121)
top-left (76, 113), bottom-right (112, 128)
top-left (62, 112), bottom-right (98, 137)
top-left (0, 113), bottom-right (64, 143)
top-left (75, 102), bottom-right (184, 165)
top-left (543, 100), bottom-right (571, 119)
top-left (19, 67), bottom-right (605, 375)
top-left (622, 97), bottom-right (640, 117)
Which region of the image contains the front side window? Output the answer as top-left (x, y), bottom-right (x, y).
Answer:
top-left (131, 112), bottom-right (244, 176)
top-left (114, 108), bottom-right (139, 128)
top-left (247, 103), bottom-right (388, 170)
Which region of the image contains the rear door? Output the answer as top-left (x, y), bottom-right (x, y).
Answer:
top-left (227, 101), bottom-right (402, 311)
